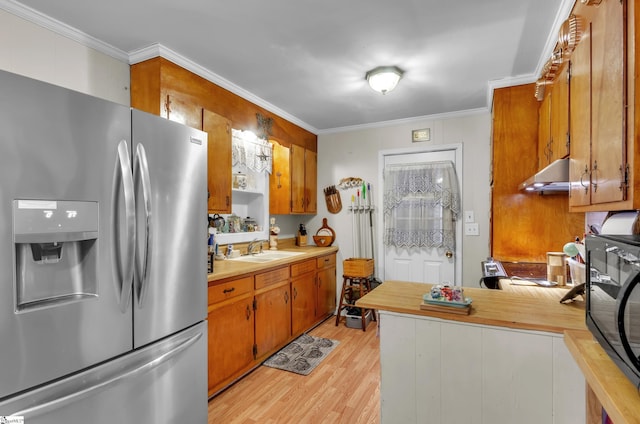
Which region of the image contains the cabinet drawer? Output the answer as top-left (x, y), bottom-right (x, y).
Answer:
top-left (317, 254), bottom-right (336, 269)
top-left (208, 276), bottom-right (253, 305)
top-left (291, 259), bottom-right (316, 277)
top-left (255, 266), bottom-right (290, 290)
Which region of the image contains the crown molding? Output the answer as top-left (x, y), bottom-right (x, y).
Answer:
top-left (0, 0), bottom-right (128, 61)
top-left (129, 43), bottom-right (319, 134)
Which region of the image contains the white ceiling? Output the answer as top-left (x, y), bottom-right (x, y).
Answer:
top-left (7, 0), bottom-right (572, 133)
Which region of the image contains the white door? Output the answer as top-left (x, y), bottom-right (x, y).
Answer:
top-left (381, 147), bottom-right (461, 285)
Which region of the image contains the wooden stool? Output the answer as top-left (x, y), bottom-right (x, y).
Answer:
top-left (335, 275), bottom-right (376, 331)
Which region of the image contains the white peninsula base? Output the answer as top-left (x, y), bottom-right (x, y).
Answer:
top-left (379, 311), bottom-right (585, 424)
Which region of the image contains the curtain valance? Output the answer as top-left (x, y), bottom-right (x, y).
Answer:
top-left (383, 161), bottom-right (460, 250)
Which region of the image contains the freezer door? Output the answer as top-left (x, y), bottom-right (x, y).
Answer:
top-left (131, 110), bottom-right (208, 347)
top-left (0, 70), bottom-right (133, 398)
top-left (0, 321), bottom-right (208, 424)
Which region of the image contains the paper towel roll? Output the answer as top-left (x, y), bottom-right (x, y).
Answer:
top-left (600, 211), bottom-right (640, 235)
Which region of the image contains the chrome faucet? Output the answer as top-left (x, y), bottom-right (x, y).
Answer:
top-left (247, 239), bottom-right (266, 255)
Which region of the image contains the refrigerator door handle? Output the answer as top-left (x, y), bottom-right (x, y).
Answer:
top-left (112, 139), bottom-right (135, 312)
top-left (12, 330), bottom-right (203, 419)
top-left (134, 143), bottom-right (153, 307)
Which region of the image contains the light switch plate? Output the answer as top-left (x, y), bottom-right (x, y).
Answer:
top-left (464, 210), bottom-right (474, 223)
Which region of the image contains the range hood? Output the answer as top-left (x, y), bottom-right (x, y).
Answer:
top-left (519, 158), bottom-right (569, 193)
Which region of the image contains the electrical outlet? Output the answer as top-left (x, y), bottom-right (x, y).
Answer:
top-left (464, 223), bottom-right (479, 236)
top-left (464, 210), bottom-right (474, 223)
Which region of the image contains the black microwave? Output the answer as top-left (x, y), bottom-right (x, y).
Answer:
top-left (586, 234), bottom-right (640, 389)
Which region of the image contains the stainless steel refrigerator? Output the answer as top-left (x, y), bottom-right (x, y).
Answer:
top-left (0, 70), bottom-right (208, 423)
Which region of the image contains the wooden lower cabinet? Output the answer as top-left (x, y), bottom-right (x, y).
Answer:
top-left (291, 259), bottom-right (317, 335)
top-left (207, 276), bottom-right (255, 397)
top-left (207, 252), bottom-right (337, 397)
top-left (316, 254), bottom-right (336, 320)
top-left (254, 281), bottom-right (292, 360)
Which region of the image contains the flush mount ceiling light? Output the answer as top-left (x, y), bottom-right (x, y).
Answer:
top-left (365, 66), bottom-right (404, 94)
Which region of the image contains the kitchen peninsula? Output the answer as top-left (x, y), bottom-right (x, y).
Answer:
top-left (357, 281), bottom-right (587, 424)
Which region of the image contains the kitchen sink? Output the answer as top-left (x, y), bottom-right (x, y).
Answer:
top-left (228, 250), bottom-right (304, 263)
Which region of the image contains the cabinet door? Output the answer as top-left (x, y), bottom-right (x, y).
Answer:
top-left (304, 149), bottom-right (317, 213)
top-left (590, 0), bottom-right (625, 205)
top-left (162, 92), bottom-right (203, 131)
top-left (569, 26), bottom-right (593, 207)
top-left (538, 92), bottom-right (552, 170)
top-left (207, 295), bottom-right (254, 396)
top-left (551, 64), bottom-right (570, 161)
top-left (290, 145), bottom-right (306, 213)
top-left (291, 272), bottom-right (316, 335)
top-left (269, 142), bottom-right (291, 214)
top-left (254, 283), bottom-right (292, 358)
top-left (204, 110), bottom-right (232, 213)
top-left (316, 266), bottom-right (336, 320)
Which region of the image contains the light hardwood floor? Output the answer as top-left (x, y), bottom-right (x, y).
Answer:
top-left (208, 317), bottom-right (381, 423)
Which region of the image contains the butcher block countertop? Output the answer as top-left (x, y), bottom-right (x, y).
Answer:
top-left (565, 330), bottom-right (640, 424)
top-left (356, 280), bottom-right (586, 334)
top-left (207, 245), bottom-right (338, 282)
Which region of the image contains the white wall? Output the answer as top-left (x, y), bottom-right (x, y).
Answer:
top-left (0, 9), bottom-right (130, 105)
top-left (308, 112), bottom-right (492, 285)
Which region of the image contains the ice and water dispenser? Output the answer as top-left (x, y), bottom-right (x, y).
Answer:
top-left (13, 200), bottom-right (98, 312)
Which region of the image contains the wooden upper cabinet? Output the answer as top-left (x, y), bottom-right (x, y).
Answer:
top-left (304, 149), bottom-right (317, 214)
top-left (269, 141), bottom-right (291, 214)
top-left (130, 57), bottom-right (318, 211)
top-left (569, 0), bottom-right (626, 210)
top-left (290, 145), bottom-right (316, 214)
top-left (538, 91), bottom-right (552, 170)
top-left (538, 64), bottom-right (569, 171)
top-left (589, 0), bottom-right (625, 205)
top-left (291, 145), bottom-right (306, 213)
top-left (550, 64), bottom-right (570, 161)
top-left (569, 26), bottom-right (592, 208)
top-left (204, 110), bottom-right (232, 213)
top-left (271, 143), bottom-right (317, 214)
top-left (162, 92), bottom-right (203, 131)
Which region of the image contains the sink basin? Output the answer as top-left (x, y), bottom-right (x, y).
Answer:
top-left (228, 250), bottom-right (304, 263)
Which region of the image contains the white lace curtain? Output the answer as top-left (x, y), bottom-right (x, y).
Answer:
top-left (383, 161), bottom-right (460, 250)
